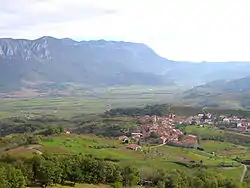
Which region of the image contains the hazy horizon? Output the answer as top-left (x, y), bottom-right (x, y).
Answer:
top-left (0, 0), bottom-right (249, 62)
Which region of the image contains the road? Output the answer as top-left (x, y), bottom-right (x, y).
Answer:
top-left (240, 164), bottom-right (247, 182)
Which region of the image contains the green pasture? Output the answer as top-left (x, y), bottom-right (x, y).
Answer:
top-left (199, 140), bottom-right (246, 154)
top-left (185, 125), bottom-right (224, 138)
top-left (38, 134), bottom-right (245, 181)
top-left (41, 134), bottom-right (140, 160)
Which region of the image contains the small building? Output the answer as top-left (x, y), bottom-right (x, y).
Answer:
top-left (237, 123), bottom-right (242, 127)
top-left (131, 132), bottom-right (143, 139)
top-left (119, 135), bottom-right (128, 141)
top-left (223, 118), bottom-right (230, 124)
top-left (160, 136), bottom-right (167, 144)
top-left (126, 144), bottom-right (141, 151)
top-left (181, 135), bottom-right (198, 148)
top-left (153, 115), bottom-right (157, 123)
top-left (187, 134), bottom-right (197, 139)
top-left (64, 130), bottom-right (71, 134)
top-left (206, 113), bottom-right (212, 119)
top-left (132, 134), bottom-right (141, 139)
top-left (238, 126), bottom-right (247, 132)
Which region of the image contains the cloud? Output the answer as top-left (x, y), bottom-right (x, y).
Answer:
top-left (0, 0), bottom-right (250, 61)
top-left (0, 0), bottom-right (118, 30)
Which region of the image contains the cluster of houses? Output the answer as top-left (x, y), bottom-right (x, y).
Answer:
top-left (190, 113), bottom-right (215, 125)
top-left (220, 115), bottom-right (250, 132)
top-left (119, 112), bottom-right (250, 151)
top-left (187, 113), bottom-right (250, 133)
top-left (119, 114), bottom-right (199, 151)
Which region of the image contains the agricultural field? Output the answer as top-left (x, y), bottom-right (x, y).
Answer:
top-left (0, 85), bottom-right (184, 119)
top-left (199, 140), bottom-right (247, 155)
top-left (185, 126), bottom-right (224, 138)
top-left (5, 133), bottom-right (248, 182)
top-left (41, 134), bottom-right (139, 160)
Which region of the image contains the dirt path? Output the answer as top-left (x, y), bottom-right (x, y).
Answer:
top-left (240, 165), bottom-right (247, 182)
top-left (28, 145), bottom-right (43, 155)
top-left (31, 148), bottom-right (43, 155)
top-left (150, 143), bottom-right (165, 149)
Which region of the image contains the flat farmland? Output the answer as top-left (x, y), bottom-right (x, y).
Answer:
top-left (0, 85), bottom-right (183, 118)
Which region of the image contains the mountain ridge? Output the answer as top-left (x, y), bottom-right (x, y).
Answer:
top-left (1, 36), bottom-right (250, 93)
top-left (0, 36), bottom-right (175, 92)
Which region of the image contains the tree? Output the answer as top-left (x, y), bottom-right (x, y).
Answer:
top-left (0, 163), bottom-right (25, 188)
top-left (42, 127), bottom-right (62, 136)
top-left (67, 157), bottom-right (84, 184)
top-left (121, 165), bottom-right (140, 187)
top-left (35, 159), bottom-right (61, 187)
top-left (165, 169), bottom-right (190, 188)
top-left (27, 135), bottom-right (40, 144)
top-left (101, 162), bottom-right (122, 183)
top-left (0, 168), bottom-right (9, 188)
top-left (193, 170), bottom-right (220, 188)
top-left (68, 166), bottom-right (83, 185)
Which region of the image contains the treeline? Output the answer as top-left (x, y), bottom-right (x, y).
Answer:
top-left (104, 104), bottom-right (171, 117)
top-left (0, 153), bottom-right (247, 188)
top-left (75, 124), bottom-right (129, 137)
top-left (0, 113), bottom-right (138, 139)
top-left (74, 117), bottom-right (138, 137)
top-left (0, 119), bottom-right (46, 137)
top-left (0, 115), bottom-right (70, 137)
top-left (0, 115), bottom-right (136, 141)
top-left (104, 104), bottom-right (250, 118)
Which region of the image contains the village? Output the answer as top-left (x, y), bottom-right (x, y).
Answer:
top-left (120, 112), bottom-right (250, 151)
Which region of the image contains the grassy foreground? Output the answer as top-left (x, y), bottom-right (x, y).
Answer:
top-left (5, 133), bottom-right (247, 182)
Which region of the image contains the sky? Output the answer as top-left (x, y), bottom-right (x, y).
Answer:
top-left (0, 0), bottom-right (250, 61)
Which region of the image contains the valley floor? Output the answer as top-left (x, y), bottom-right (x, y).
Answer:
top-left (0, 85), bottom-right (183, 118)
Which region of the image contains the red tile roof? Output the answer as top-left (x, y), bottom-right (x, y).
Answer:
top-left (119, 135), bottom-right (128, 141)
top-left (239, 126), bottom-right (247, 132)
top-left (126, 144), bottom-right (141, 149)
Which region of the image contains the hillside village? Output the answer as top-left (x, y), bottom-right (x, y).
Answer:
top-left (119, 112), bottom-right (250, 151)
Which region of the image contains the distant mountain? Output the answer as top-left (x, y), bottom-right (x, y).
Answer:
top-left (164, 61), bottom-right (250, 86)
top-left (1, 36), bottom-right (250, 93)
top-left (185, 76), bottom-right (250, 94)
top-left (0, 36), bottom-right (177, 92)
top-left (183, 77), bottom-right (250, 108)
